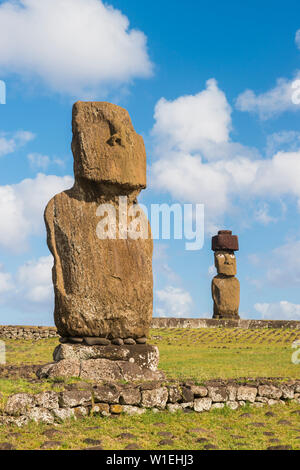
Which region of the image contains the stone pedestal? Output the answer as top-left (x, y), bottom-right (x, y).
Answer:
top-left (37, 343), bottom-right (164, 382)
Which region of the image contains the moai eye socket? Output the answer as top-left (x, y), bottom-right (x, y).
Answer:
top-left (107, 133), bottom-right (123, 147)
top-left (230, 254), bottom-right (235, 259)
top-left (217, 254), bottom-right (225, 258)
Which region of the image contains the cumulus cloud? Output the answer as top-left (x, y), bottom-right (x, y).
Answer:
top-left (0, 173), bottom-right (73, 251)
top-left (266, 131), bottom-right (300, 156)
top-left (266, 240), bottom-right (300, 287)
top-left (155, 286), bottom-right (193, 318)
top-left (150, 80), bottom-right (300, 230)
top-left (255, 301), bottom-right (300, 320)
top-left (16, 256), bottom-right (53, 303)
top-left (0, 130), bottom-right (34, 157)
top-left (254, 203), bottom-right (277, 225)
top-left (0, 265), bottom-right (14, 294)
top-left (0, 0), bottom-right (152, 96)
top-left (235, 73), bottom-right (300, 119)
top-left (27, 153), bottom-right (65, 171)
top-left (152, 79), bottom-right (232, 153)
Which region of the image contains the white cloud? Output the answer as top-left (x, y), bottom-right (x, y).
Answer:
top-left (0, 265), bottom-right (14, 293)
top-left (16, 255), bottom-right (53, 303)
top-left (150, 81), bottom-right (300, 229)
top-left (266, 131), bottom-right (300, 156)
top-left (152, 79), bottom-right (232, 153)
top-left (0, 130), bottom-right (35, 157)
top-left (27, 153), bottom-right (50, 170)
top-left (254, 203), bottom-right (277, 225)
top-left (156, 286), bottom-right (193, 318)
top-left (27, 153), bottom-right (65, 170)
top-left (0, 0), bottom-right (152, 97)
top-left (255, 301), bottom-right (300, 320)
top-left (0, 173), bottom-right (73, 251)
top-left (266, 240), bottom-right (300, 287)
top-left (235, 73), bottom-right (300, 119)
top-left (295, 29), bottom-right (300, 50)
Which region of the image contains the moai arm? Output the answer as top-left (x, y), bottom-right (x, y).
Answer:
top-left (44, 198), bottom-right (66, 298)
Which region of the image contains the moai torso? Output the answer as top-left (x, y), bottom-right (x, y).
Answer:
top-left (211, 231), bottom-right (240, 319)
top-left (45, 102), bottom-right (153, 339)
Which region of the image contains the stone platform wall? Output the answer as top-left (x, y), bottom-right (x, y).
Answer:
top-left (1, 318), bottom-right (300, 340)
top-left (1, 379), bottom-right (299, 427)
top-left (0, 325), bottom-right (58, 340)
top-left (151, 318), bottom-right (300, 329)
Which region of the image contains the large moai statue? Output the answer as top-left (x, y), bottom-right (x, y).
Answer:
top-left (38, 102), bottom-right (162, 382)
top-left (211, 230), bottom-right (240, 319)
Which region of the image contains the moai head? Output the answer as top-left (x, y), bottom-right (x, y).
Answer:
top-left (71, 101), bottom-right (147, 189)
top-left (212, 230), bottom-right (239, 277)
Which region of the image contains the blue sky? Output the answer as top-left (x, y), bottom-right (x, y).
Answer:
top-left (1, 0), bottom-right (300, 325)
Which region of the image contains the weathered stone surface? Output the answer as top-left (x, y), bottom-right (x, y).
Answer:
top-left (27, 408), bottom-right (54, 425)
top-left (280, 385), bottom-right (294, 399)
top-left (168, 385), bottom-right (182, 403)
top-left (124, 338), bottom-right (136, 345)
top-left (212, 231), bottom-right (239, 252)
top-left (207, 386), bottom-right (228, 402)
top-left (93, 384), bottom-right (120, 404)
top-left (59, 390), bottom-right (92, 408)
top-left (122, 406), bottom-right (146, 416)
top-left (54, 344), bottom-right (160, 370)
top-left (167, 403), bottom-right (182, 413)
top-left (189, 385), bottom-right (208, 397)
top-left (141, 387), bottom-right (168, 409)
top-left (120, 388), bottom-right (141, 405)
top-left (226, 401), bottom-right (239, 410)
top-left (83, 337), bottom-right (110, 346)
top-left (237, 386), bottom-right (257, 403)
top-left (194, 398), bottom-right (212, 412)
top-left (92, 403), bottom-right (110, 415)
top-left (35, 391), bottom-right (59, 410)
top-left (46, 360), bottom-right (80, 378)
top-left (110, 404), bottom-right (123, 414)
top-left (182, 387), bottom-right (194, 403)
top-left (212, 275), bottom-right (240, 319)
top-left (45, 101), bottom-right (153, 339)
top-left (5, 393), bottom-right (35, 416)
top-left (52, 408), bottom-right (75, 422)
top-left (227, 386), bottom-right (237, 401)
top-left (211, 403), bottom-right (225, 409)
top-left (258, 385), bottom-right (282, 400)
top-left (74, 406), bottom-right (89, 418)
top-left (80, 359), bottom-right (122, 381)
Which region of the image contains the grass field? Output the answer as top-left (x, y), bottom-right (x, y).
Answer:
top-left (0, 327), bottom-right (299, 450)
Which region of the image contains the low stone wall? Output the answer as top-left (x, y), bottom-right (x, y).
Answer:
top-left (151, 318), bottom-right (300, 329)
top-left (0, 325), bottom-right (58, 340)
top-left (1, 379), bottom-right (299, 427)
top-left (1, 318), bottom-right (300, 340)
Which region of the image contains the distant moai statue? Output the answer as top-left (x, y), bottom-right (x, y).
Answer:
top-left (211, 230), bottom-right (240, 319)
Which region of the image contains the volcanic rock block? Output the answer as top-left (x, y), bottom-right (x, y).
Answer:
top-left (44, 101), bottom-right (153, 339)
top-left (212, 230), bottom-right (239, 252)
